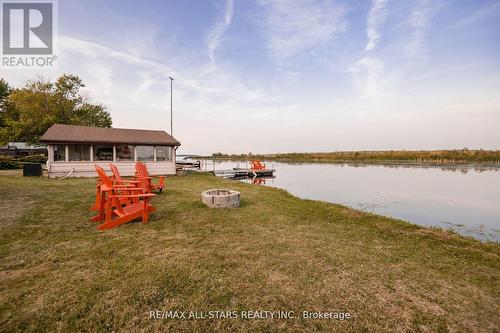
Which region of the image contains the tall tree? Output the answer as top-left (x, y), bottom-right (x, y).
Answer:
top-left (0, 79), bottom-right (9, 110)
top-left (0, 79), bottom-right (19, 135)
top-left (0, 75), bottom-right (112, 144)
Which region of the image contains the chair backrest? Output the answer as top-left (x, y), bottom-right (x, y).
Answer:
top-left (135, 162), bottom-right (148, 178)
top-left (95, 165), bottom-right (113, 191)
top-left (251, 161), bottom-right (265, 170)
top-left (109, 163), bottom-right (123, 182)
top-left (95, 164), bottom-right (127, 216)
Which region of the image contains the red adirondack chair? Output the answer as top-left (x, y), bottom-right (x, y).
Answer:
top-left (90, 165), bottom-right (138, 214)
top-left (92, 165), bottom-right (145, 220)
top-left (109, 163), bottom-right (144, 189)
top-left (250, 160), bottom-right (266, 170)
top-left (90, 178), bottom-right (104, 212)
top-left (135, 162), bottom-right (165, 193)
top-left (94, 165), bottom-right (156, 230)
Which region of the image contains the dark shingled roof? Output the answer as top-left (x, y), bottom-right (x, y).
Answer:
top-left (39, 124), bottom-right (180, 146)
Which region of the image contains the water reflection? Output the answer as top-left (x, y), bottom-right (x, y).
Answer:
top-left (277, 161), bottom-right (500, 174)
top-left (237, 176), bottom-right (275, 185)
top-left (208, 160), bottom-right (500, 242)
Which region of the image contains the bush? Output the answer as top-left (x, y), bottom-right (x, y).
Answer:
top-left (0, 155), bottom-right (21, 169)
top-left (18, 154), bottom-right (47, 164)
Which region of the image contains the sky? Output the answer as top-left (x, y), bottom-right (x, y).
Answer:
top-left (2, 0), bottom-right (500, 154)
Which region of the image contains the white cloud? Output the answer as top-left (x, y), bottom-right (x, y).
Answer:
top-left (2, 31), bottom-right (304, 154)
top-left (365, 0), bottom-right (389, 51)
top-left (406, 0), bottom-right (442, 62)
top-left (257, 0), bottom-right (345, 63)
top-left (206, 0), bottom-right (234, 71)
top-left (348, 0), bottom-right (444, 101)
top-left (350, 0), bottom-right (390, 99)
top-left (349, 56), bottom-right (385, 98)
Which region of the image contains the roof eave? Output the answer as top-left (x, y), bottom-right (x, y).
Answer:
top-left (39, 139), bottom-right (181, 146)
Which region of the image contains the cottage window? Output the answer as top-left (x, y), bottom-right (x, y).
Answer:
top-left (53, 144), bottom-right (66, 161)
top-left (156, 146), bottom-right (171, 161)
top-left (93, 145), bottom-right (113, 161)
top-left (116, 144), bottom-right (135, 161)
top-left (68, 145), bottom-right (90, 161)
top-left (136, 146), bottom-right (154, 161)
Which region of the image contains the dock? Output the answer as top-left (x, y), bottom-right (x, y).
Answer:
top-left (176, 160), bottom-right (201, 170)
top-left (214, 168), bottom-right (275, 178)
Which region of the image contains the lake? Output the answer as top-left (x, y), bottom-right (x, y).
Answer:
top-left (201, 160), bottom-right (500, 242)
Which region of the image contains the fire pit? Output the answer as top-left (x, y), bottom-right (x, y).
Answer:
top-left (201, 189), bottom-right (240, 208)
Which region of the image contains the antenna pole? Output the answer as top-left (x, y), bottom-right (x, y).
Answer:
top-left (169, 76), bottom-right (174, 136)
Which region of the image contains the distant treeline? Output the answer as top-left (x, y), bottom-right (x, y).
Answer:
top-left (203, 150), bottom-right (500, 164)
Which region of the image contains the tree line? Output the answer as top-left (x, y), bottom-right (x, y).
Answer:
top-left (0, 74), bottom-right (112, 145)
top-left (206, 150), bottom-right (500, 164)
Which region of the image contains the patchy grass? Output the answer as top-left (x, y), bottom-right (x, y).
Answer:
top-left (0, 172), bottom-right (499, 332)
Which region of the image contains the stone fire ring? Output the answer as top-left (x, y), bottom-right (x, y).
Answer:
top-left (201, 189), bottom-right (240, 208)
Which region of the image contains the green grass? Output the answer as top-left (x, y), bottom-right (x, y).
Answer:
top-left (206, 149), bottom-right (500, 165)
top-left (0, 172), bottom-right (499, 332)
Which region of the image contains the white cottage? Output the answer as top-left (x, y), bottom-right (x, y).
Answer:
top-left (39, 124), bottom-right (180, 178)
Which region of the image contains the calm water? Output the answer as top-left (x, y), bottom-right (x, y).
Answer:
top-left (204, 160), bottom-right (500, 242)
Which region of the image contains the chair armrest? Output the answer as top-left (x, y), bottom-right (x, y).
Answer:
top-left (110, 193), bottom-right (156, 199)
top-left (116, 187), bottom-right (146, 191)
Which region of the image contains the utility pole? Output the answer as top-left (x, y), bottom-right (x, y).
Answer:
top-left (169, 76), bottom-right (174, 136)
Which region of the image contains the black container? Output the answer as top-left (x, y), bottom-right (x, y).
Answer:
top-left (23, 163), bottom-right (42, 177)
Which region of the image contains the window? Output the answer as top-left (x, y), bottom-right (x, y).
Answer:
top-left (156, 146), bottom-right (172, 161)
top-left (68, 145), bottom-right (90, 161)
top-left (53, 144), bottom-right (66, 161)
top-left (93, 145), bottom-right (113, 161)
top-left (116, 144), bottom-right (135, 161)
top-left (136, 146), bottom-right (154, 161)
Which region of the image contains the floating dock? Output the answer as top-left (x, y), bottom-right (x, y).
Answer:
top-left (214, 168), bottom-right (275, 178)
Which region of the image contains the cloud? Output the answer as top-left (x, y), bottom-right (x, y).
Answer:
top-left (349, 0), bottom-right (389, 99)
top-left (453, 1), bottom-right (500, 28)
top-left (365, 0), bottom-right (389, 51)
top-left (349, 0), bottom-right (444, 100)
top-left (257, 0), bottom-right (345, 63)
top-left (206, 0), bottom-right (234, 71)
top-left (2, 32), bottom-right (298, 123)
top-left (406, 0), bottom-right (442, 62)
top-left (349, 56), bottom-right (385, 98)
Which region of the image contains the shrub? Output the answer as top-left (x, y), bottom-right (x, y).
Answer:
top-left (18, 154), bottom-right (47, 164)
top-left (0, 155), bottom-right (21, 169)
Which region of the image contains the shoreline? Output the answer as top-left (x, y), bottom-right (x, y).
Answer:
top-left (202, 158), bottom-right (500, 168)
top-left (191, 149), bottom-right (500, 166)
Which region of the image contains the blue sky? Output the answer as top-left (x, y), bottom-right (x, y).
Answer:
top-left (3, 0), bottom-right (500, 154)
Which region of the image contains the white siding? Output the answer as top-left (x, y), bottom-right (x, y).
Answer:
top-left (48, 161), bottom-right (175, 178)
top-left (47, 145), bottom-right (54, 169)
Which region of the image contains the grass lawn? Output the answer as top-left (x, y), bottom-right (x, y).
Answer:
top-left (0, 171), bottom-right (499, 332)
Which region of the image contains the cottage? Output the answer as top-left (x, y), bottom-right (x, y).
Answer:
top-left (39, 124), bottom-right (180, 178)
